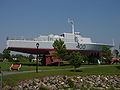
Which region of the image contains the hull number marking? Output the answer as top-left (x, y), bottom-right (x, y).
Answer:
top-left (76, 43), bottom-right (86, 49)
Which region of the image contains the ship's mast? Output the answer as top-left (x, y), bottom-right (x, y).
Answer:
top-left (68, 18), bottom-right (75, 34)
top-left (112, 39), bottom-right (115, 46)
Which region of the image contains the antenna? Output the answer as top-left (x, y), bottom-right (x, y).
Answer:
top-left (68, 18), bottom-right (75, 34)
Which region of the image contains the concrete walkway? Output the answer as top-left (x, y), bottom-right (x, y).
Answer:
top-left (0, 67), bottom-right (88, 76)
top-left (0, 70), bottom-right (42, 76)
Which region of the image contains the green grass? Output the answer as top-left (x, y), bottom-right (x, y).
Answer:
top-left (0, 62), bottom-right (35, 71)
top-left (0, 62), bottom-right (73, 71)
top-left (0, 62), bottom-right (119, 71)
top-left (0, 62), bottom-right (13, 71)
top-left (2, 65), bottom-right (120, 86)
top-left (82, 65), bottom-right (120, 75)
top-left (19, 65), bottom-right (73, 71)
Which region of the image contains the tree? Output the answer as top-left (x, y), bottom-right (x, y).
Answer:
top-left (52, 39), bottom-right (68, 60)
top-left (101, 46), bottom-right (112, 64)
top-left (113, 49), bottom-right (119, 58)
top-left (2, 49), bottom-right (12, 61)
top-left (28, 54), bottom-right (34, 62)
top-left (68, 52), bottom-right (83, 72)
top-left (0, 53), bottom-right (3, 62)
top-left (14, 54), bottom-right (29, 62)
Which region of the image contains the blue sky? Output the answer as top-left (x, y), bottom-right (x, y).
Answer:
top-left (0, 0), bottom-right (120, 53)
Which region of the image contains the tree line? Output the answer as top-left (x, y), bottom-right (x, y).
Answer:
top-left (52, 39), bottom-right (120, 71)
top-left (0, 49), bottom-right (35, 62)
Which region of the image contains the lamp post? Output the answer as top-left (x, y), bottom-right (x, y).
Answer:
top-left (36, 43), bottom-right (39, 73)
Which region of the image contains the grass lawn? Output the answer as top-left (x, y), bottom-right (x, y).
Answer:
top-left (0, 62), bottom-right (13, 71)
top-left (0, 62), bottom-right (73, 71)
top-left (1, 62), bottom-right (119, 71)
top-left (0, 62), bottom-right (36, 71)
top-left (2, 64), bottom-right (120, 86)
top-left (0, 62), bottom-right (73, 72)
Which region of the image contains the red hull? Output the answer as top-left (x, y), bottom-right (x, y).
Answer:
top-left (7, 47), bottom-right (101, 54)
top-left (7, 47), bottom-right (101, 66)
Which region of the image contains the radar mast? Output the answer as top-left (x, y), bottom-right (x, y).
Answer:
top-left (68, 18), bottom-right (75, 34)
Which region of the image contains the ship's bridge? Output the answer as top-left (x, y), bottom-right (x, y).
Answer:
top-left (34, 34), bottom-right (64, 41)
top-left (34, 32), bottom-right (93, 44)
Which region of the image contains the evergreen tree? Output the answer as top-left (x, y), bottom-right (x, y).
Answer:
top-left (101, 46), bottom-right (112, 64)
top-left (2, 49), bottom-right (12, 61)
top-left (52, 39), bottom-right (68, 60)
top-left (68, 52), bottom-right (83, 72)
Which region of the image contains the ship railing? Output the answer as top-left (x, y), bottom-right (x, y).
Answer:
top-left (6, 37), bottom-right (35, 41)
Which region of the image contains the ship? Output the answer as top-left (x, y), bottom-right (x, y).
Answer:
top-left (6, 19), bottom-right (113, 65)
